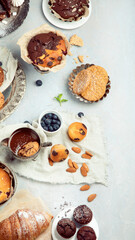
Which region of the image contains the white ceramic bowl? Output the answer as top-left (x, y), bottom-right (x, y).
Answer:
top-left (39, 110), bottom-right (63, 136)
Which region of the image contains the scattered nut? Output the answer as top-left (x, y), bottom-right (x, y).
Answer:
top-left (72, 147), bottom-right (81, 154)
top-left (85, 151), bottom-right (93, 157)
top-left (88, 194), bottom-right (97, 202)
top-left (80, 166), bottom-right (87, 177)
top-left (80, 185), bottom-right (90, 191)
top-left (72, 162), bottom-right (79, 169)
top-left (68, 159), bottom-right (73, 168)
top-left (82, 154), bottom-right (91, 159)
top-left (66, 167), bottom-right (77, 173)
top-left (82, 163), bottom-right (89, 172)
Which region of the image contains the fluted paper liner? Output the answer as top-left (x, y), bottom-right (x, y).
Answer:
top-left (17, 24), bottom-right (70, 73)
top-left (0, 190), bottom-right (53, 240)
top-left (68, 64), bottom-right (111, 103)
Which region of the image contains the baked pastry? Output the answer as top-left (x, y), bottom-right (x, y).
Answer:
top-left (27, 32), bottom-right (67, 69)
top-left (70, 34), bottom-right (84, 47)
top-left (68, 122), bottom-right (87, 142)
top-left (0, 0), bottom-right (11, 17)
top-left (48, 0), bottom-right (89, 22)
top-left (73, 69), bottom-right (90, 95)
top-left (73, 205), bottom-right (92, 225)
top-left (0, 66), bottom-right (4, 87)
top-left (0, 209), bottom-right (53, 240)
top-left (50, 144), bottom-right (69, 162)
top-left (18, 141), bottom-right (40, 157)
top-left (0, 168), bottom-right (11, 204)
top-left (57, 218), bottom-right (76, 239)
top-left (0, 11), bottom-right (6, 21)
top-left (77, 226), bottom-right (96, 240)
top-left (0, 91), bottom-right (4, 109)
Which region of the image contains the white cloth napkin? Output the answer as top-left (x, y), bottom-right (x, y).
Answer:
top-left (0, 112), bottom-right (108, 185)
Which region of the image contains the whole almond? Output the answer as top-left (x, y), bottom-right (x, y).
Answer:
top-left (80, 185), bottom-right (90, 191)
top-left (68, 159), bottom-right (73, 168)
top-left (82, 154), bottom-right (91, 159)
top-left (66, 167), bottom-right (76, 173)
top-left (72, 162), bottom-right (79, 169)
top-left (72, 147), bottom-right (81, 154)
top-left (85, 151), bottom-right (93, 157)
top-left (88, 194), bottom-right (97, 202)
top-left (48, 158), bottom-right (53, 166)
top-left (80, 166), bottom-right (87, 177)
top-left (82, 163), bottom-right (89, 172)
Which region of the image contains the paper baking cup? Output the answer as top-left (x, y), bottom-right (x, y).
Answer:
top-left (0, 162), bottom-right (17, 207)
top-left (68, 64), bottom-right (111, 103)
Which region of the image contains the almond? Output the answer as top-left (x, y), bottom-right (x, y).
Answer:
top-left (48, 158), bottom-right (53, 166)
top-left (82, 163), bottom-right (89, 172)
top-left (80, 166), bottom-right (87, 177)
top-left (72, 161), bottom-right (79, 169)
top-left (68, 159), bottom-right (73, 168)
top-left (72, 147), bottom-right (81, 154)
top-left (85, 151), bottom-right (93, 157)
top-left (81, 153), bottom-right (91, 159)
top-left (80, 185), bottom-right (90, 191)
top-left (88, 194), bottom-right (97, 202)
top-left (66, 167), bottom-right (76, 173)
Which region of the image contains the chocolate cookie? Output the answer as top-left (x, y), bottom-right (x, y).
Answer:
top-left (57, 218), bottom-right (76, 239)
top-left (77, 226), bottom-right (96, 240)
top-left (73, 205), bottom-right (92, 225)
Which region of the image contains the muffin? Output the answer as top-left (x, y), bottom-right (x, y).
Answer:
top-left (77, 226), bottom-right (96, 240)
top-left (17, 24), bottom-right (70, 73)
top-left (0, 91), bottom-right (4, 109)
top-left (69, 64), bottom-right (111, 103)
top-left (57, 218), bottom-right (76, 239)
top-left (48, 0), bottom-right (89, 22)
top-left (50, 144), bottom-right (69, 162)
top-left (73, 205), bottom-right (92, 225)
top-left (0, 66), bottom-right (4, 87)
top-left (68, 122), bottom-right (87, 142)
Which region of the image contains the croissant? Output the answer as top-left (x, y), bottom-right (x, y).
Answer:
top-left (0, 209), bottom-right (53, 240)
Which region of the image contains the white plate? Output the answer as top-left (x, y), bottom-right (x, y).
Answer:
top-left (52, 207), bottom-right (99, 240)
top-left (42, 0), bottom-right (92, 30)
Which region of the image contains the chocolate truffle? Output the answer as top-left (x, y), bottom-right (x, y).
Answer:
top-left (57, 218), bottom-right (76, 239)
top-left (73, 205), bottom-right (93, 225)
top-left (77, 226), bottom-right (96, 240)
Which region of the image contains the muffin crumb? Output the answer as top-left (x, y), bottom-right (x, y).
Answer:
top-left (68, 51), bottom-right (73, 56)
top-left (78, 55), bottom-right (84, 63)
top-left (74, 58), bottom-right (79, 64)
top-left (70, 34), bottom-right (84, 47)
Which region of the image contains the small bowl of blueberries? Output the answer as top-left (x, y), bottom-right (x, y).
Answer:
top-left (39, 110), bottom-right (62, 136)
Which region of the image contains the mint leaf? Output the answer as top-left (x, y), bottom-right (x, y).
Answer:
top-left (54, 94), bottom-right (68, 106)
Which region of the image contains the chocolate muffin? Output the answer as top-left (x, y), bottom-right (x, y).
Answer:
top-left (73, 205), bottom-right (93, 225)
top-left (27, 32), bottom-right (67, 69)
top-left (57, 218), bottom-right (76, 239)
top-left (77, 226), bottom-right (96, 240)
top-left (49, 0), bottom-right (89, 22)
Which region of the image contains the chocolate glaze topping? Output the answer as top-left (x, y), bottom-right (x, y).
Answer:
top-left (49, 0), bottom-right (89, 20)
top-left (27, 32), bottom-right (64, 63)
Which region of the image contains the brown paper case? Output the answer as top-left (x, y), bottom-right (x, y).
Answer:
top-left (68, 64), bottom-right (111, 103)
top-left (17, 24), bottom-right (70, 74)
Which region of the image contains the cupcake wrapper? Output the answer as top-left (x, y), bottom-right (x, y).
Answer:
top-left (68, 64), bottom-right (111, 103)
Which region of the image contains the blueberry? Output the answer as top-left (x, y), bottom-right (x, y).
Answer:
top-left (57, 120), bottom-right (61, 126)
top-left (45, 113), bottom-right (53, 119)
top-left (36, 80), bottom-right (42, 86)
top-left (52, 119), bottom-right (57, 124)
top-left (53, 114), bottom-right (58, 120)
top-left (45, 119), bottom-right (51, 125)
top-left (78, 112), bottom-right (84, 118)
top-left (43, 116), bottom-right (46, 121)
top-left (41, 121), bottom-right (45, 128)
top-left (24, 121), bottom-right (31, 124)
top-left (0, 62), bottom-right (2, 66)
top-left (53, 124), bottom-right (59, 131)
top-left (44, 126), bottom-right (49, 131)
top-left (48, 126), bottom-right (53, 132)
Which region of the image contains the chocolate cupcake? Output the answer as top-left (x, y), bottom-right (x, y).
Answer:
top-left (57, 218), bottom-right (76, 239)
top-left (68, 64), bottom-right (111, 103)
top-left (48, 0), bottom-right (90, 22)
top-left (73, 205), bottom-right (93, 225)
top-left (17, 24), bottom-right (70, 73)
top-left (77, 226), bottom-right (96, 240)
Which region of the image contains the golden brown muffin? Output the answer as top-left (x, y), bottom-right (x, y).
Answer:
top-left (0, 168), bottom-right (11, 204)
top-left (68, 122), bottom-right (87, 142)
top-left (0, 66), bottom-right (4, 87)
top-left (81, 65), bottom-right (109, 101)
top-left (50, 144), bottom-right (69, 162)
top-left (0, 91), bottom-right (4, 109)
top-left (18, 141), bottom-right (40, 157)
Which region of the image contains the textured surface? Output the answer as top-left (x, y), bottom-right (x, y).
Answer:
top-left (0, 0), bottom-right (135, 239)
